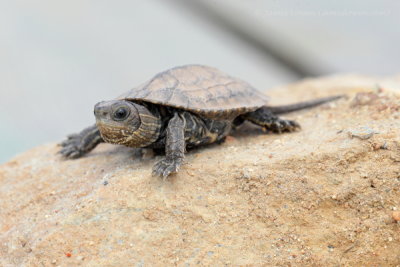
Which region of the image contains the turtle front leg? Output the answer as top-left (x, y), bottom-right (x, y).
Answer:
top-left (152, 113), bottom-right (186, 178)
top-left (59, 124), bottom-right (103, 159)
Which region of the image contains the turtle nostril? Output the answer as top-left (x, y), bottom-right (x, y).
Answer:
top-left (94, 103), bottom-right (108, 117)
top-left (94, 104), bottom-right (100, 114)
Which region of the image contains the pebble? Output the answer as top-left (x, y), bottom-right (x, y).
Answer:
top-left (348, 126), bottom-right (378, 140)
top-left (76, 255), bottom-right (84, 261)
top-left (392, 211), bottom-right (400, 222)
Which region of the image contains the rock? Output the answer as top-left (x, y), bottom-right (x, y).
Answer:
top-left (1, 75), bottom-right (400, 266)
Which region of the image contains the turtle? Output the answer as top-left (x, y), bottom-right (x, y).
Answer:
top-left (60, 65), bottom-right (341, 177)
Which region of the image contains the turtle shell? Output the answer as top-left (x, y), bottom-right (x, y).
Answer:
top-left (118, 65), bottom-right (269, 119)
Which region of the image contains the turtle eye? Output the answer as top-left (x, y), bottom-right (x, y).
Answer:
top-left (113, 107), bottom-right (130, 121)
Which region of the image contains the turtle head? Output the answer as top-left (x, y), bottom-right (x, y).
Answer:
top-left (94, 100), bottom-right (161, 147)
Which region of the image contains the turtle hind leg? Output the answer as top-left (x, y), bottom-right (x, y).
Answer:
top-left (244, 107), bottom-right (300, 133)
top-left (59, 124), bottom-right (103, 159)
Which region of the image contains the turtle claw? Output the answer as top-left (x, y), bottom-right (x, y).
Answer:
top-left (152, 158), bottom-right (183, 178)
top-left (58, 124), bottom-right (102, 159)
top-left (68, 150), bottom-right (83, 159)
top-left (60, 138), bottom-right (77, 147)
top-left (66, 133), bottom-right (79, 139)
top-left (268, 119), bottom-right (301, 133)
top-left (59, 138), bottom-right (84, 159)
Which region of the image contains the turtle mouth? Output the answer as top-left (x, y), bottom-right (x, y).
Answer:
top-left (95, 118), bottom-right (124, 127)
top-left (95, 119), bottom-right (132, 137)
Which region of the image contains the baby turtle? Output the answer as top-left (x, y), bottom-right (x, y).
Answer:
top-left (60, 65), bottom-right (341, 177)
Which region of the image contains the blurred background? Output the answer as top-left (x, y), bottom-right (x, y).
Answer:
top-left (0, 0), bottom-right (399, 163)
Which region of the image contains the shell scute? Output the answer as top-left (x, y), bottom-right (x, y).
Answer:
top-left (118, 65), bottom-right (268, 119)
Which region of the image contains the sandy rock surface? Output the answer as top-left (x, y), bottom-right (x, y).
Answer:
top-left (1, 75), bottom-right (400, 266)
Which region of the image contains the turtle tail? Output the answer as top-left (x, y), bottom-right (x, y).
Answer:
top-left (268, 95), bottom-right (344, 115)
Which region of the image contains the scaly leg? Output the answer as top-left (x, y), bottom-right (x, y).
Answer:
top-left (244, 107), bottom-right (300, 133)
top-left (152, 113), bottom-right (186, 178)
top-left (59, 124), bottom-right (103, 158)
